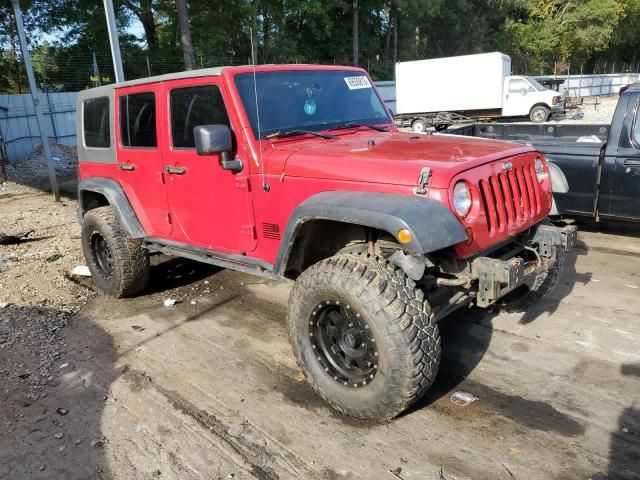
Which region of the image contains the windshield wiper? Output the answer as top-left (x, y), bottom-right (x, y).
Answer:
top-left (263, 129), bottom-right (337, 140)
top-left (333, 122), bottom-right (389, 132)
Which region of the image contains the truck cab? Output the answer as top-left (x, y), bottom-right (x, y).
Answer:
top-left (502, 75), bottom-right (562, 122)
top-left (76, 65), bottom-right (575, 421)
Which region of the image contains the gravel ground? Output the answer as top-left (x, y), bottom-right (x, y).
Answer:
top-left (560, 95), bottom-right (619, 124)
top-left (0, 182), bottom-right (95, 464)
top-left (5, 141), bottom-right (78, 189)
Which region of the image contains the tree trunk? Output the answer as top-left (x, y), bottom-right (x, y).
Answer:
top-left (384, 8), bottom-right (393, 76)
top-left (176, 0), bottom-right (196, 70)
top-left (392, 6), bottom-right (398, 67)
top-left (139, 0), bottom-right (158, 49)
top-left (352, 0), bottom-right (359, 66)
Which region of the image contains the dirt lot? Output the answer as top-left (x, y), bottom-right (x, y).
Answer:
top-left (1, 182), bottom-right (639, 480)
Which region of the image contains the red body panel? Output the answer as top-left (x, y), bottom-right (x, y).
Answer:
top-left (78, 64), bottom-right (553, 266)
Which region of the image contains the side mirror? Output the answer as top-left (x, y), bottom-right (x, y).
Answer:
top-left (520, 88), bottom-right (528, 96)
top-left (194, 124), bottom-right (243, 173)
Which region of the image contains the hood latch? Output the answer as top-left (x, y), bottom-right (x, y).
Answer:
top-left (414, 167), bottom-right (432, 195)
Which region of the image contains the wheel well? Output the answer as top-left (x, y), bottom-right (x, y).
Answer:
top-left (80, 190), bottom-right (110, 215)
top-left (531, 103), bottom-right (551, 111)
top-left (282, 220), bottom-right (395, 279)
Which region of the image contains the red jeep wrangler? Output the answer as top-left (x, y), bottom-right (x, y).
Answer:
top-left (76, 65), bottom-right (575, 420)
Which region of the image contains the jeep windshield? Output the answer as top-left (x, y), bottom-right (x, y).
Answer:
top-left (234, 70), bottom-right (391, 139)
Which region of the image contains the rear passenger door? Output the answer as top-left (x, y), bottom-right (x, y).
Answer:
top-left (159, 78), bottom-right (256, 253)
top-left (115, 86), bottom-right (171, 237)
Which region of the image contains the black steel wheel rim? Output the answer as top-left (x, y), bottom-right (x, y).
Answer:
top-left (309, 300), bottom-right (378, 388)
top-left (90, 232), bottom-right (114, 277)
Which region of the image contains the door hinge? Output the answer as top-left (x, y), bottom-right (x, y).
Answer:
top-left (235, 177), bottom-right (250, 191)
top-left (166, 212), bottom-right (172, 225)
top-left (240, 225), bottom-right (256, 238)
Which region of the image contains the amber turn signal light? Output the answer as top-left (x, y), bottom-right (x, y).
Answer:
top-left (397, 228), bottom-right (413, 244)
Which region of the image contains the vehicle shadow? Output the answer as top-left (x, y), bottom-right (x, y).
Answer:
top-left (571, 218), bottom-right (640, 239)
top-left (144, 255), bottom-right (220, 295)
top-left (516, 246), bottom-right (590, 324)
top-left (0, 306), bottom-right (118, 479)
top-left (607, 363), bottom-right (640, 479)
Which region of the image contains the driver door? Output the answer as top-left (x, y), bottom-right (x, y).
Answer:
top-left (159, 78), bottom-right (256, 253)
top-left (502, 77), bottom-right (533, 117)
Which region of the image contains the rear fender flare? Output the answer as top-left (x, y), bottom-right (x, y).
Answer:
top-left (274, 191), bottom-right (467, 275)
top-left (78, 177), bottom-right (145, 238)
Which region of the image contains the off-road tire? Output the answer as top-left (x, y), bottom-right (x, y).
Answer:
top-left (81, 206), bottom-right (149, 298)
top-left (529, 105), bottom-right (550, 123)
top-left (499, 247), bottom-right (566, 312)
top-left (288, 252), bottom-right (440, 421)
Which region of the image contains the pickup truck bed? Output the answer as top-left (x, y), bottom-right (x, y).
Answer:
top-left (447, 85), bottom-right (640, 222)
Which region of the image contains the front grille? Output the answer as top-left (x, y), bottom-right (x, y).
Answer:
top-left (479, 162), bottom-right (542, 236)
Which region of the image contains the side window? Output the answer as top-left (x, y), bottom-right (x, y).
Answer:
top-left (119, 92), bottom-right (157, 148)
top-left (634, 101), bottom-right (640, 146)
top-left (170, 85), bottom-right (230, 148)
top-left (83, 97), bottom-right (110, 148)
top-left (508, 79), bottom-right (529, 93)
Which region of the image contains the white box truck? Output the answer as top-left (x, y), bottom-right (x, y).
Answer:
top-left (394, 52), bottom-right (562, 131)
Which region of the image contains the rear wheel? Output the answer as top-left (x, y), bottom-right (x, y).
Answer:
top-left (529, 105), bottom-right (550, 123)
top-left (288, 252), bottom-right (440, 420)
top-left (411, 118), bottom-right (428, 133)
top-left (81, 206), bottom-right (149, 298)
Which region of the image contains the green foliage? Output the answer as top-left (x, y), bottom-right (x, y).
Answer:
top-left (1, 0), bottom-right (639, 93)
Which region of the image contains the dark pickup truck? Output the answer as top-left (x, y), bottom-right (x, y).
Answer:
top-left (448, 83), bottom-right (640, 222)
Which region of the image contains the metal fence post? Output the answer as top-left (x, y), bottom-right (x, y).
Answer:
top-left (11, 0), bottom-right (60, 201)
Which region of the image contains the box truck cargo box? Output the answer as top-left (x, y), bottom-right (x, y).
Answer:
top-left (395, 52), bottom-right (562, 130)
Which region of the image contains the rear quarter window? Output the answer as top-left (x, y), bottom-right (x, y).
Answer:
top-left (83, 97), bottom-right (110, 148)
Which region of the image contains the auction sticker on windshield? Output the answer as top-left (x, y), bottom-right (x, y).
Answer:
top-left (344, 76), bottom-right (372, 90)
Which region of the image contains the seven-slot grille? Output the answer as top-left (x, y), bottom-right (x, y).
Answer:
top-left (478, 160), bottom-right (542, 236)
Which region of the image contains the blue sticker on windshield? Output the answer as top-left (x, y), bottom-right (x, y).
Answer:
top-left (304, 100), bottom-right (317, 116)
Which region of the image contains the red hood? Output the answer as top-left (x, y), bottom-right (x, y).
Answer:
top-left (263, 130), bottom-right (537, 188)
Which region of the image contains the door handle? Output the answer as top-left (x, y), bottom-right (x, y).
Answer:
top-left (164, 166), bottom-right (187, 175)
top-left (118, 163), bottom-right (135, 171)
top-left (623, 159), bottom-right (640, 167)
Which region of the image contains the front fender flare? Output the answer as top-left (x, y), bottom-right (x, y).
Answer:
top-left (274, 191), bottom-right (467, 275)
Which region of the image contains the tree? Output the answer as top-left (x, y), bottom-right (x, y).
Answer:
top-left (352, 0), bottom-right (359, 66)
top-left (175, 0), bottom-right (195, 69)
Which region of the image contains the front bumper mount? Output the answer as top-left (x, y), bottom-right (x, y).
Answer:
top-left (471, 224), bottom-right (577, 308)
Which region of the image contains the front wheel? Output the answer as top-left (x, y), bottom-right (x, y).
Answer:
top-left (499, 247), bottom-right (566, 312)
top-left (288, 252), bottom-right (440, 421)
top-left (529, 105), bottom-right (550, 123)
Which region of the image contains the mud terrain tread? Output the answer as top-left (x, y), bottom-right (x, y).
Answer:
top-left (501, 247), bottom-right (566, 312)
top-left (81, 206), bottom-right (149, 298)
top-left (288, 251), bottom-right (440, 420)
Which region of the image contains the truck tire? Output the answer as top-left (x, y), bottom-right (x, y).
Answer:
top-left (288, 252), bottom-right (440, 420)
top-left (411, 118), bottom-right (428, 133)
top-left (529, 105), bottom-right (550, 123)
top-left (81, 206), bottom-right (150, 298)
top-left (499, 247), bottom-right (566, 312)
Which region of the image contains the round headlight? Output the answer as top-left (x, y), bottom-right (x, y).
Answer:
top-left (535, 157), bottom-right (547, 183)
top-left (453, 181), bottom-right (472, 217)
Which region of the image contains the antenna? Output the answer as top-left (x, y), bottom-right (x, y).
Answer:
top-left (250, 28), bottom-right (269, 192)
